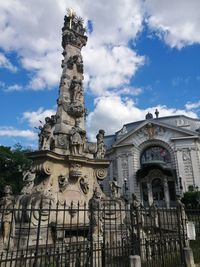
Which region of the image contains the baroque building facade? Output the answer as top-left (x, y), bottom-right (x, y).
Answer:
top-left (104, 113), bottom-right (200, 207)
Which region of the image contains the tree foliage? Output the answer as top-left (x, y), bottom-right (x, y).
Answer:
top-left (0, 144), bottom-right (32, 197)
top-left (182, 191), bottom-right (200, 209)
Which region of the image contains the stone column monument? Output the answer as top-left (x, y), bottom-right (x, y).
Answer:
top-left (14, 9), bottom-right (110, 233)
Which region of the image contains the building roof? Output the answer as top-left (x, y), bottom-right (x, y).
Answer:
top-left (104, 114), bottom-right (200, 149)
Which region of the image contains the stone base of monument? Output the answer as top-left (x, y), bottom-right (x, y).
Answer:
top-left (14, 224), bottom-right (54, 248)
top-left (26, 150), bottom-right (109, 211)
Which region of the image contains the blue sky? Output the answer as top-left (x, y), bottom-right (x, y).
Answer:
top-left (0, 0), bottom-right (200, 149)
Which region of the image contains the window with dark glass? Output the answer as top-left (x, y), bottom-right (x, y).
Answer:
top-left (141, 146), bottom-right (171, 165)
top-left (152, 178), bottom-right (164, 201)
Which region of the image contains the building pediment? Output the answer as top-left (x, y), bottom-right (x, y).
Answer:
top-left (113, 120), bottom-right (198, 147)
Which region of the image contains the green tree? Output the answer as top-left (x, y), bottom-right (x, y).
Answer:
top-left (182, 191), bottom-right (200, 209)
top-left (0, 144), bottom-right (32, 197)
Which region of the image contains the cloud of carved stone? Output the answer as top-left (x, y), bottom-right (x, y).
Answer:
top-left (86, 94), bottom-right (198, 141)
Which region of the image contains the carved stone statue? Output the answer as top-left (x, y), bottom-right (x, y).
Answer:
top-left (64, 9), bottom-right (85, 36)
top-left (145, 112), bottom-right (153, 120)
top-left (109, 177), bottom-right (121, 198)
top-left (38, 116), bottom-right (55, 150)
top-left (176, 195), bottom-right (187, 225)
top-left (88, 188), bottom-right (103, 241)
top-left (67, 56), bottom-right (74, 69)
top-left (0, 186), bottom-right (15, 248)
top-left (131, 193), bottom-right (144, 227)
top-left (118, 125), bottom-right (127, 137)
top-left (21, 169), bottom-right (36, 194)
top-left (70, 76), bottom-right (83, 104)
top-left (67, 55), bottom-right (83, 73)
top-left (95, 129), bottom-right (106, 159)
top-left (75, 55), bottom-right (83, 73)
top-left (69, 119), bottom-right (85, 155)
top-left (131, 193), bottom-right (141, 210)
top-left (149, 201), bottom-right (159, 228)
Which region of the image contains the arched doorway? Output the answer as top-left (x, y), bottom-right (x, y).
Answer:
top-left (137, 145), bottom-right (177, 207)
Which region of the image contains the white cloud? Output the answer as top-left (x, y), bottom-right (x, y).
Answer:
top-left (86, 94), bottom-right (198, 140)
top-left (5, 84), bottom-right (23, 92)
top-left (117, 86), bottom-right (143, 96)
top-left (0, 0), bottom-right (63, 90)
top-left (144, 0), bottom-right (200, 48)
top-left (22, 51), bottom-right (61, 90)
top-left (22, 107), bottom-right (56, 128)
top-left (185, 100), bottom-right (200, 111)
top-left (0, 127), bottom-right (37, 139)
top-left (83, 45), bottom-right (145, 95)
top-left (0, 53), bottom-right (17, 72)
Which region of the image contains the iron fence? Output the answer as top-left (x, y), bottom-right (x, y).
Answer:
top-left (186, 209), bottom-right (200, 265)
top-left (0, 198), bottom-right (189, 267)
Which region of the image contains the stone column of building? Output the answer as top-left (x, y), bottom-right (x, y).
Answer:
top-left (163, 177), bottom-right (170, 208)
top-left (147, 181), bottom-right (153, 206)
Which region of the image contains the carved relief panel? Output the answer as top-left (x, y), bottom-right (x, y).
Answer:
top-left (182, 148), bottom-right (194, 186)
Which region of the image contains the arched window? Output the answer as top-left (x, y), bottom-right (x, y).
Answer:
top-left (141, 146), bottom-right (171, 165)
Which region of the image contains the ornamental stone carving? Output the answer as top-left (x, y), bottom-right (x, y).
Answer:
top-left (58, 175), bottom-right (69, 192)
top-left (79, 176), bottom-right (89, 195)
top-left (136, 125), bottom-right (165, 140)
top-left (69, 163), bottom-right (82, 180)
top-left (34, 162), bottom-right (54, 176)
top-left (131, 193), bottom-right (144, 226)
top-left (94, 168), bottom-right (107, 180)
top-left (86, 142), bottom-right (97, 154)
top-left (0, 186), bottom-right (15, 248)
top-left (57, 134), bottom-right (69, 150)
top-left (67, 103), bottom-right (85, 118)
top-left (182, 148), bottom-right (193, 176)
top-left (63, 10), bottom-right (86, 36)
top-left (95, 129), bottom-right (106, 159)
top-left (69, 119), bottom-right (86, 155)
top-left (117, 125), bottom-right (127, 138)
top-left (70, 76), bottom-right (83, 104)
top-left (182, 149), bottom-right (191, 161)
top-left (62, 30), bottom-right (87, 49)
top-left (109, 177), bottom-right (121, 198)
top-left (21, 168), bottom-right (36, 195)
top-left (67, 55), bottom-right (83, 73)
top-left (29, 195), bottom-right (53, 226)
top-left (121, 155), bottom-right (129, 181)
top-left (38, 116), bottom-right (56, 150)
top-left (88, 188), bottom-right (103, 241)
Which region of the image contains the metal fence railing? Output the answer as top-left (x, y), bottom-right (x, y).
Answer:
top-left (0, 198), bottom-right (191, 267)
